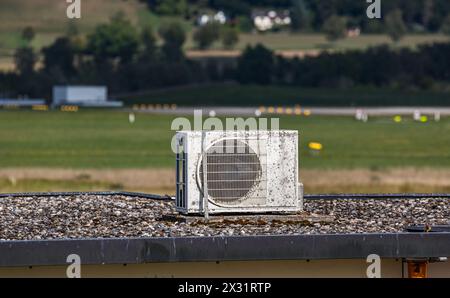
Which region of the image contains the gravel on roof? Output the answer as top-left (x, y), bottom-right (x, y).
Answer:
top-left (0, 195), bottom-right (449, 240)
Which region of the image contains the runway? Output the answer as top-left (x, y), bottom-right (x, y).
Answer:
top-left (130, 106), bottom-right (450, 117)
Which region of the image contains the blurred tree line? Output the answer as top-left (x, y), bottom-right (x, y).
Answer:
top-left (237, 42), bottom-right (450, 90)
top-left (193, 22), bottom-right (239, 49)
top-left (1, 12), bottom-right (450, 99)
top-left (0, 14), bottom-right (207, 98)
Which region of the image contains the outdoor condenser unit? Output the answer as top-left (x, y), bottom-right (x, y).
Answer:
top-left (175, 130), bottom-right (303, 214)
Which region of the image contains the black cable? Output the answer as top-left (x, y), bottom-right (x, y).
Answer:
top-left (304, 193), bottom-right (450, 200)
top-left (0, 191), bottom-right (172, 200)
top-left (0, 191), bottom-right (449, 200)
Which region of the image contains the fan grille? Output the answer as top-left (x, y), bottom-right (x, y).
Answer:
top-left (200, 139), bottom-right (262, 204)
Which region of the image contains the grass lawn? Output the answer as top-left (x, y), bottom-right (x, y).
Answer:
top-left (0, 110), bottom-right (449, 170)
top-left (0, 0), bottom-right (145, 34)
top-left (121, 84), bottom-right (450, 107)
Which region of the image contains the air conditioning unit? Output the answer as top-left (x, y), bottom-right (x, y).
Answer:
top-left (175, 130), bottom-right (303, 214)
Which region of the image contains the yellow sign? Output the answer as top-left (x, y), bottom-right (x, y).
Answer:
top-left (61, 105), bottom-right (78, 112)
top-left (32, 105), bottom-right (48, 111)
top-left (308, 142), bottom-right (323, 151)
top-left (393, 115), bottom-right (402, 123)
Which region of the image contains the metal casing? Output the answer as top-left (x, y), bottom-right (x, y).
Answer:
top-left (175, 130), bottom-right (302, 214)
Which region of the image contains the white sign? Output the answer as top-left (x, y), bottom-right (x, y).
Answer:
top-left (66, 254), bottom-right (81, 278)
top-left (366, 254), bottom-right (381, 278)
top-left (66, 0), bottom-right (81, 19)
top-left (366, 0), bottom-right (381, 19)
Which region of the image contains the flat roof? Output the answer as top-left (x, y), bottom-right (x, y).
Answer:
top-left (1, 194), bottom-right (450, 239)
top-left (0, 192), bottom-right (449, 267)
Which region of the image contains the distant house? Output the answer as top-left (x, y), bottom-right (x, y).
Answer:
top-left (252, 9), bottom-right (291, 32)
top-left (196, 11), bottom-right (227, 26)
top-left (346, 27), bottom-right (361, 38)
top-left (52, 86), bottom-right (123, 108)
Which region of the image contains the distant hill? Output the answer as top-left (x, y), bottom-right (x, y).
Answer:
top-left (0, 0), bottom-right (145, 32)
top-left (0, 0), bottom-right (174, 70)
top-left (0, 0), bottom-right (448, 71)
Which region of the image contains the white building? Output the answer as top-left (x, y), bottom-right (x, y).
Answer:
top-left (252, 10), bottom-right (291, 32)
top-left (197, 11), bottom-right (227, 26)
top-left (52, 86), bottom-right (123, 107)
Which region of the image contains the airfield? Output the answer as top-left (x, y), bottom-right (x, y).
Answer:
top-left (0, 108), bottom-right (449, 195)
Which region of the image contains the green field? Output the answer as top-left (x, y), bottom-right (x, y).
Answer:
top-left (187, 33), bottom-right (450, 51)
top-left (121, 84), bottom-right (450, 107)
top-left (0, 0), bottom-right (192, 69)
top-left (0, 110), bottom-right (449, 170)
top-left (0, 0), bottom-right (447, 51)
